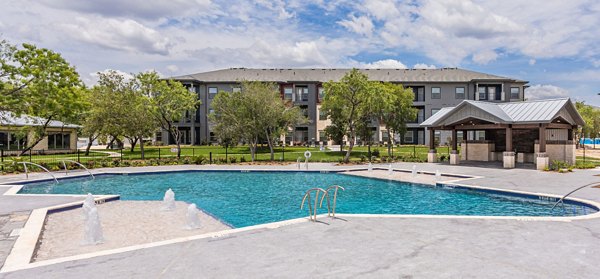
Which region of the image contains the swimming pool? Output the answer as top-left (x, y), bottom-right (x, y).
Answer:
top-left (17, 171), bottom-right (597, 227)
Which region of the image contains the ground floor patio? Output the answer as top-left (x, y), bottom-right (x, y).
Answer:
top-left (1, 163), bottom-right (600, 278)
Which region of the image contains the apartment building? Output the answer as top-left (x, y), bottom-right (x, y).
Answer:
top-left (161, 68), bottom-right (528, 146)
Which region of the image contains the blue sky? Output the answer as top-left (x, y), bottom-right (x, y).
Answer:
top-left (1, 0), bottom-right (600, 105)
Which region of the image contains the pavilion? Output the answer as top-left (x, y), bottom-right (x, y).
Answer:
top-left (420, 98), bottom-right (585, 169)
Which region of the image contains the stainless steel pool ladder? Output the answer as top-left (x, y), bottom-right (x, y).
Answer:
top-left (550, 182), bottom-right (600, 211)
top-left (60, 159), bottom-right (95, 179)
top-left (20, 162), bottom-right (58, 183)
top-left (300, 188), bottom-right (330, 221)
top-left (320, 185), bottom-right (345, 218)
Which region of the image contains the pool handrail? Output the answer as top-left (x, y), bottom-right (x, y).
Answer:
top-left (551, 182), bottom-right (600, 210)
top-left (300, 188), bottom-right (330, 221)
top-left (19, 162), bottom-right (58, 184)
top-left (320, 185), bottom-right (345, 218)
top-left (60, 159), bottom-right (95, 180)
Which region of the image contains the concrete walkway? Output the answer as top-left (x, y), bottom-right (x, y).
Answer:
top-left (1, 163), bottom-right (600, 278)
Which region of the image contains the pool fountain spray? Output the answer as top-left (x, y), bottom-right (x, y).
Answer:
top-left (388, 164), bottom-right (393, 176)
top-left (162, 188), bottom-right (176, 211)
top-left (436, 170), bottom-right (441, 182)
top-left (368, 162), bottom-right (373, 173)
top-left (412, 165), bottom-right (417, 178)
top-left (82, 193), bottom-right (103, 245)
top-left (185, 203), bottom-right (201, 230)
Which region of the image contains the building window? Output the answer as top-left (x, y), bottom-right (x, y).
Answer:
top-left (300, 105), bottom-right (309, 117)
top-left (285, 131), bottom-right (293, 144)
top-left (319, 130), bottom-right (327, 142)
top-left (478, 86), bottom-right (487, 100)
top-left (209, 132), bottom-right (217, 142)
top-left (296, 86), bottom-right (308, 101)
top-left (455, 87), bottom-right (465, 99)
top-left (404, 131), bottom-right (414, 143)
top-left (155, 132), bottom-right (162, 143)
top-left (318, 87), bottom-right (325, 101)
top-left (232, 87), bottom-right (241, 93)
top-left (382, 130), bottom-right (389, 142)
top-left (283, 86), bottom-right (293, 100)
top-left (431, 108), bottom-right (440, 117)
top-left (48, 133), bottom-right (70, 150)
top-left (319, 109), bottom-right (327, 120)
top-left (431, 87), bottom-right (441, 99)
top-left (476, 131), bottom-right (486, 141)
top-left (208, 87), bottom-right (218, 99)
top-left (510, 87), bottom-right (520, 99)
top-left (408, 86), bottom-right (425, 102)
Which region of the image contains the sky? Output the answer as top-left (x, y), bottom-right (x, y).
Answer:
top-left (1, 0), bottom-right (600, 105)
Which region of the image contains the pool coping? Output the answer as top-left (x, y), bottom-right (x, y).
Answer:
top-left (2, 166), bottom-right (600, 274)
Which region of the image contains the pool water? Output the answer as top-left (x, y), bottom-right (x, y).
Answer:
top-left (18, 171), bottom-right (596, 227)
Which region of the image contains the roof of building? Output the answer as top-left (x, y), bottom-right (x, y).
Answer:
top-left (170, 68), bottom-right (527, 83)
top-left (0, 112), bottom-right (80, 129)
top-left (421, 98), bottom-right (585, 127)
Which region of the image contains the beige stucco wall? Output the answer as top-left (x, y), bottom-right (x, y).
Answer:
top-left (460, 142), bottom-right (494, 161)
top-left (534, 143), bottom-right (576, 165)
top-left (0, 125), bottom-right (77, 151)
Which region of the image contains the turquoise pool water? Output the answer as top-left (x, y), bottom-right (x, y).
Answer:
top-left (18, 171), bottom-right (596, 227)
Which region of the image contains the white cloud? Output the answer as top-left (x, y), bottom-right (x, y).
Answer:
top-left (525, 85), bottom-right (571, 100)
top-left (60, 16), bottom-right (172, 55)
top-left (413, 63), bottom-right (436, 69)
top-left (363, 0), bottom-right (400, 20)
top-left (166, 64), bottom-right (179, 73)
top-left (338, 14), bottom-right (374, 36)
top-left (40, 0), bottom-right (214, 21)
top-left (529, 59), bottom-right (536, 65)
top-left (472, 49), bottom-right (498, 64)
top-left (360, 59), bottom-right (407, 69)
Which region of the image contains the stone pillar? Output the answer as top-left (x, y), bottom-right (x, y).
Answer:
top-left (450, 129), bottom-right (459, 165)
top-left (537, 124), bottom-right (549, 170)
top-left (503, 151), bottom-right (515, 168)
top-left (428, 128), bottom-right (437, 163)
top-left (536, 153), bottom-right (549, 170)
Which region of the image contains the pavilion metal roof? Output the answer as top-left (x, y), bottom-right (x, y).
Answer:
top-left (0, 112), bottom-right (80, 129)
top-left (421, 98), bottom-right (585, 127)
top-left (170, 67), bottom-right (527, 83)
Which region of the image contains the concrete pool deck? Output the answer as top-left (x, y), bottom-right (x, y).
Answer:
top-left (1, 162), bottom-right (600, 278)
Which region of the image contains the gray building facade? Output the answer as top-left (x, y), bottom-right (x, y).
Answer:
top-left (160, 68), bottom-right (528, 146)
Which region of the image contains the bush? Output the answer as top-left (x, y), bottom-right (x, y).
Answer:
top-left (240, 156), bottom-right (246, 163)
top-left (193, 155), bottom-right (205, 165)
top-left (229, 157), bottom-right (237, 163)
top-left (575, 161), bottom-right (597, 169)
top-left (372, 148), bottom-right (380, 157)
top-left (550, 160), bottom-right (570, 171)
top-left (360, 155), bottom-right (367, 163)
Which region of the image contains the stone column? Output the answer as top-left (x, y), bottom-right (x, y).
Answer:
top-left (428, 128), bottom-right (437, 163)
top-left (503, 126), bottom-right (515, 168)
top-left (536, 124), bottom-right (549, 170)
top-left (450, 129), bottom-right (459, 165)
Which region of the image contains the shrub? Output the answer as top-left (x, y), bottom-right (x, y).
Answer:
top-left (240, 156), bottom-right (247, 163)
top-left (193, 155), bottom-right (205, 165)
top-left (229, 157), bottom-right (237, 163)
top-left (550, 160), bottom-right (570, 171)
top-left (360, 155), bottom-right (367, 163)
top-left (372, 148), bottom-right (380, 157)
top-left (440, 154), bottom-right (447, 161)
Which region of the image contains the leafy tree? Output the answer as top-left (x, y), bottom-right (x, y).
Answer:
top-left (321, 69), bottom-right (378, 163)
top-left (136, 71), bottom-right (198, 158)
top-left (210, 81), bottom-right (307, 161)
top-left (0, 40), bottom-right (86, 154)
top-left (576, 101), bottom-right (600, 148)
top-left (378, 83), bottom-right (418, 156)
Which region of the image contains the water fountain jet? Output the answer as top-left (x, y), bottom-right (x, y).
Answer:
top-left (82, 193), bottom-right (103, 245)
top-left (162, 188), bottom-right (176, 211)
top-left (185, 203), bottom-right (201, 230)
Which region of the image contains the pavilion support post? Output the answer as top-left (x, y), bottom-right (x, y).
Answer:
top-left (428, 128), bottom-right (437, 163)
top-left (536, 124), bottom-right (549, 170)
top-left (450, 129), bottom-right (459, 165)
top-left (503, 126), bottom-right (515, 168)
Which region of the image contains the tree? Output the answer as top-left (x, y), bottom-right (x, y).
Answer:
top-left (378, 83), bottom-right (418, 156)
top-left (0, 40), bottom-right (86, 154)
top-left (137, 71), bottom-right (198, 158)
top-left (576, 101), bottom-right (600, 148)
top-left (210, 81), bottom-right (307, 161)
top-left (321, 69), bottom-right (378, 163)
